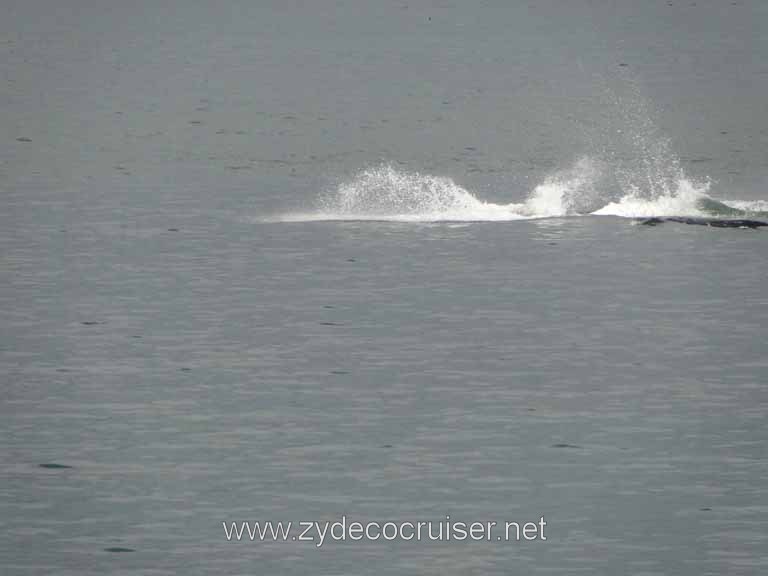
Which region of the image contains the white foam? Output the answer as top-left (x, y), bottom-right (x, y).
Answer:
top-left (280, 164), bottom-right (533, 222)
top-left (721, 199), bottom-right (768, 213)
top-left (591, 178), bottom-right (710, 217)
top-left (522, 157), bottom-right (602, 217)
top-left (274, 160), bottom-right (605, 223)
top-left (268, 161), bottom-right (757, 224)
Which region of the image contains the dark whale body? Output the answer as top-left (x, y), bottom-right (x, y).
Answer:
top-left (639, 217), bottom-right (768, 229)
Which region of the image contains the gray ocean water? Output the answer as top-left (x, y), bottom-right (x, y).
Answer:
top-left (2, 1), bottom-right (767, 574)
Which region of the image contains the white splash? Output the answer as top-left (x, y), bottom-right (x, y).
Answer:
top-left (592, 178), bottom-right (711, 217)
top-left (522, 157), bottom-right (603, 217)
top-left (267, 78), bottom-right (765, 225)
top-left (270, 161), bottom-right (756, 223)
top-left (276, 159), bottom-right (605, 222)
top-left (279, 164), bottom-right (528, 222)
top-left (721, 199), bottom-right (768, 214)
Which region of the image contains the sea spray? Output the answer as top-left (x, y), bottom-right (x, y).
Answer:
top-left (322, 164), bottom-right (482, 217)
top-left (286, 164), bottom-right (529, 222)
top-left (523, 156), bottom-right (603, 217)
top-left (272, 160), bottom-right (746, 223)
top-left (593, 178), bottom-right (710, 217)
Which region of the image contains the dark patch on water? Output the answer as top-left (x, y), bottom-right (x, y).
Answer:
top-left (639, 217), bottom-right (767, 229)
top-left (16, 137), bottom-right (32, 142)
top-left (40, 463), bottom-right (72, 469)
top-left (167, 228), bottom-right (179, 232)
top-left (81, 321), bottom-right (102, 326)
top-left (330, 370), bottom-right (349, 375)
top-left (320, 322), bottom-right (343, 326)
top-left (551, 443), bottom-right (582, 449)
top-left (104, 547), bottom-right (135, 553)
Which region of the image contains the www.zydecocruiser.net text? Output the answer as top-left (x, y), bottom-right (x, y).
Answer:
top-left (223, 516), bottom-right (547, 547)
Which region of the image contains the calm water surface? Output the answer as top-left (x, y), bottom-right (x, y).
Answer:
top-left (2, 1), bottom-right (767, 574)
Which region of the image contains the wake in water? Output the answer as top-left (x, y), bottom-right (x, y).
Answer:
top-left (274, 160), bottom-right (765, 223)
